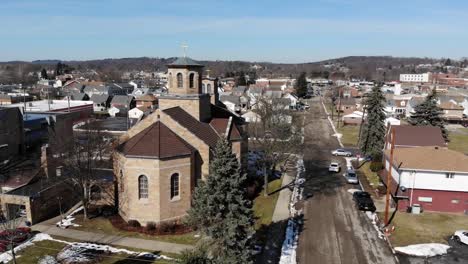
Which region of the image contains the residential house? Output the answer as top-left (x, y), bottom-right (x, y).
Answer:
top-left (68, 92), bottom-right (88, 101)
top-left (232, 86), bottom-right (247, 96)
top-left (385, 125), bottom-right (446, 150)
top-left (283, 93), bottom-right (299, 109)
top-left (247, 86), bottom-right (264, 108)
top-left (110, 95), bottom-right (135, 115)
top-left (90, 94), bottom-right (110, 113)
top-left (382, 146), bottom-right (468, 213)
top-left (131, 87), bottom-right (149, 97)
top-left (335, 98), bottom-right (356, 115)
top-left (220, 94), bottom-right (241, 113)
top-left (439, 101), bottom-right (465, 122)
top-left (135, 94), bottom-right (157, 110)
top-left (0, 94), bottom-right (33, 105)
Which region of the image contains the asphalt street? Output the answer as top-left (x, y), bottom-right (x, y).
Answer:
top-left (296, 97), bottom-right (397, 264)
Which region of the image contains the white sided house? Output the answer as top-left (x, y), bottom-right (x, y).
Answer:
top-left (382, 147), bottom-right (468, 213)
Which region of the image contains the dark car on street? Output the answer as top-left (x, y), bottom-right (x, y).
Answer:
top-left (352, 191), bottom-right (376, 212)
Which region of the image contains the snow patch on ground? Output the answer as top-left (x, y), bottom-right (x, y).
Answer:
top-left (344, 157), bottom-right (356, 169)
top-left (56, 206), bottom-right (83, 228)
top-left (332, 133), bottom-right (342, 139)
top-left (395, 243), bottom-right (450, 257)
top-left (0, 233), bottom-right (172, 263)
top-left (279, 156), bottom-right (304, 264)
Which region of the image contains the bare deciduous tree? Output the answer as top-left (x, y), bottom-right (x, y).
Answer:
top-left (60, 121), bottom-right (112, 219)
top-left (0, 208), bottom-right (29, 264)
top-left (250, 96), bottom-right (303, 196)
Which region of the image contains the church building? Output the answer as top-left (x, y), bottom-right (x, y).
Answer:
top-left (113, 57), bottom-right (248, 225)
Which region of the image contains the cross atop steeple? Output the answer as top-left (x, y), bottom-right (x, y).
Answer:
top-left (180, 42), bottom-right (189, 58)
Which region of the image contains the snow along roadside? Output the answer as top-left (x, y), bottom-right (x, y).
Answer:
top-left (321, 99), bottom-right (344, 148)
top-left (278, 156), bottom-right (305, 264)
top-left (395, 243), bottom-right (450, 257)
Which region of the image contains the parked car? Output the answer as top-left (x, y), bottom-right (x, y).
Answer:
top-left (453, 230), bottom-right (468, 245)
top-left (344, 169), bottom-right (359, 184)
top-left (328, 162), bottom-right (341, 172)
top-left (331, 149), bottom-right (352, 157)
top-left (352, 191), bottom-right (376, 212)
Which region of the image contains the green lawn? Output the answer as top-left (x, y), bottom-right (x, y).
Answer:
top-left (337, 125), bottom-right (360, 147)
top-left (378, 212), bottom-right (468, 247)
top-left (72, 216), bottom-right (199, 245)
top-left (359, 162), bottom-right (380, 187)
top-left (12, 235), bottom-right (178, 264)
top-left (448, 128), bottom-right (468, 154)
top-left (253, 177), bottom-right (283, 230)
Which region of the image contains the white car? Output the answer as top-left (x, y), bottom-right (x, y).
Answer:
top-left (328, 162), bottom-right (341, 172)
top-left (453, 230), bottom-right (468, 245)
top-left (331, 149), bottom-right (353, 157)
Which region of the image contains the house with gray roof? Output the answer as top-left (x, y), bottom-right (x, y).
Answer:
top-left (90, 94), bottom-right (110, 113)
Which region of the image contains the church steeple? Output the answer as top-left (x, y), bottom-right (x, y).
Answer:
top-left (166, 57), bottom-right (204, 95)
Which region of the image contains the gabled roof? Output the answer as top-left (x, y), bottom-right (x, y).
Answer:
top-left (168, 57), bottom-right (203, 67)
top-left (390, 125), bottom-right (446, 147)
top-left (439, 101), bottom-right (464, 110)
top-left (220, 95), bottom-right (240, 104)
top-left (386, 147), bottom-right (468, 173)
top-left (119, 121), bottom-right (194, 159)
top-left (111, 95), bottom-right (134, 105)
top-left (90, 94), bottom-right (109, 104)
top-left (163, 107), bottom-right (220, 148)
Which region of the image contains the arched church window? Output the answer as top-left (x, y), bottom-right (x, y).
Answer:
top-left (189, 73), bottom-right (195, 88)
top-left (138, 175), bottom-right (148, 199)
top-left (207, 84), bottom-right (212, 93)
top-left (202, 83), bottom-right (206, 93)
top-left (177, 73), bottom-right (183, 88)
top-left (170, 173), bottom-right (180, 199)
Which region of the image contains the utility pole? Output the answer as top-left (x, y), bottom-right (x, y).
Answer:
top-left (357, 102), bottom-right (367, 146)
top-left (384, 128), bottom-right (396, 225)
top-left (336, 88), bottom-right (342, 129)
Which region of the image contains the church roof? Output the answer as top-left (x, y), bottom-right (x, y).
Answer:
top-left (168, 57), bottom-right (203, 67)
top-left (163, 107), bottom-right (220, 148)
top-left (119, 121), bottom-right (194, 159)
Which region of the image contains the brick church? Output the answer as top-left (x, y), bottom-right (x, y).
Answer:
top-left (113, 57), bottom-right (248, 225)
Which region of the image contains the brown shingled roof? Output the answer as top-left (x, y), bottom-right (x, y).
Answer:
top-left (119, 121), bottom-right (194, 159)
top-left (163, 107), bottom-right (220, 148)
top-left (390, 125), bottom-right (446, 147)
top-left (439, 101), bottom-right (464, 110)
top-left (385, 146), bottom-right (468, 172)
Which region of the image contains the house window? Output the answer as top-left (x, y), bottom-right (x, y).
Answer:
top-left (177, 73), bottom-right (183, 88)
top-left (138, 175), bottom-right (148, 199)
top-left (56, 166), bottom-right (63, 177)
top-left (189, 73), bottom-right (195, 88)
top-left (451, 199), bottom-right (460, 204)
top-left (170, 173), bottom-right (180, 199)
top-left (418, 197), bottom-right (433, 203)
top-left (207, 84), bottom-right (212, 93)
top-left (446, 173), bottom-right (455, 179)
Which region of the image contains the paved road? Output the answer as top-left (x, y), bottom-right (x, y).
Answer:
top-left (296, 97), bottom-right (397, 264)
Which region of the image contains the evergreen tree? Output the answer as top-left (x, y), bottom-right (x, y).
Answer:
top-left (360, 86), bottom-right (386, 157)
top-left (237, 71), bottom-right (247, 86)
top-left (187, 139), bottom-right (254, 264)
top-left (409, 89), bottom-right (448, 141)
top-left (295, 72), bottom-right (308, 98)
top-left (40, 68), bottom-right (48, 79)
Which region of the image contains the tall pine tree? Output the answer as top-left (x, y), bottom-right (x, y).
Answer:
top-left (409, 89), bottom-right (448, 141)
top-left (360, 86), bottom-right (386, 157)
top-left (187, 139), bottom-right (254, 264)
top-left (295, 72), bottom-right (308, 98)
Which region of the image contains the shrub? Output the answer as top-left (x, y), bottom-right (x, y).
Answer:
top-left (179, 247), bottom-right (212, 264)
top-left (370, 161), bottom-right (383, 172)
top-left (128, 219), bottom-right (141, 228)
top-left (146, 222), bottom-right (157, 232)
top-left (159, 220), bottom-right (177, 234)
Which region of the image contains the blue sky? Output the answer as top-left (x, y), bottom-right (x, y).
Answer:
top-left (1, 0), bottom-right (467, 63)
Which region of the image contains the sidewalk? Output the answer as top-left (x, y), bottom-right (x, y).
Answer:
top-left (32, 224), bottom-right (194, 254)
top-left (271, 172), bottom-right (294, 222)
